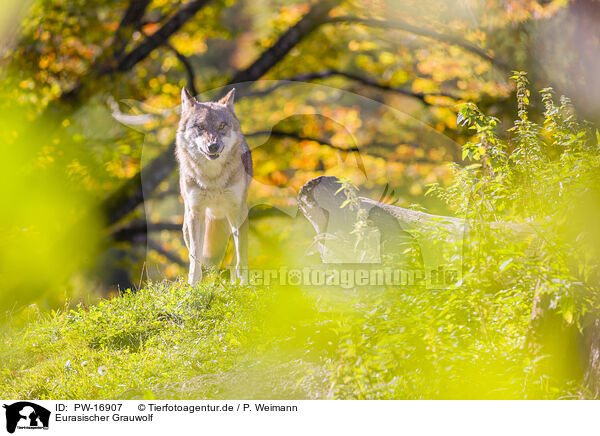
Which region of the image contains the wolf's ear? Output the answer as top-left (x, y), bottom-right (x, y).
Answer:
top-left (181, 87), bottom-right (196, 113)
top-left (218, 88), bottom-right (235, 111)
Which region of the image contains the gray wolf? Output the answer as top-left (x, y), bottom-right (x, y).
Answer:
top-left (176, 87), bottom-right (252, 284)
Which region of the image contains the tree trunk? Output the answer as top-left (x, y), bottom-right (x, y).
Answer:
top-left (582, 317), bottom-right (600, 398)
top-left (527, 288), bottom-right (584, 394)
top-left (297, 175), bottom-right (536, 276)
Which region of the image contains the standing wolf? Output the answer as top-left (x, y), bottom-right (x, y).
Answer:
top-left (176, 87), bottom-right (252, 284)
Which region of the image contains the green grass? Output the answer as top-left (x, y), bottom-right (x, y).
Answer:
top-left (0, 280), bottom-right (331, 399)
top-left (0, 277), bottom-right (573, 399)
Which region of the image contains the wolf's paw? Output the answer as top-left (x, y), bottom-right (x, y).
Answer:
top-left (229, 268), bottom-right (248, 286)
top-left (230, 275), bottom-right (246, 286)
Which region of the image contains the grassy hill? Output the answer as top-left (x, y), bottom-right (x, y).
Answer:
top-left (0, 280), bottom-right (331, 399)
top-left (0, 277), bottom-right (571, 399)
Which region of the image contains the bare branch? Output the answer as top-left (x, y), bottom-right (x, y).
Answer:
top-left (246, 129), bottom-right (446, 163)
top-left (327, 16), bottom-right (510, 71)
top-left (111, 208), bottom-right (294, 242)
top-left (227, 0), bottom-right (339, 88)
top-left (151, 188), bottom-right (181, 200)
top-left (61, 0), bottom-right (212, 102)
top-left (118, 0), bottom-right (153, 28)
top-left (102, 143), bottom-right (176, 225)
top-left (114, 0), bottom-right (212, 73)
top-left (113, 0), bottom-right (152, 59)
top-left (298, 176), bottom-right (538, 253)
top-left (165, 42), bottom-right (197, 96)
top-left (107, 96), bottom-right (159, 126)
top-left (112, 220), bottom-right (182, 242)
top-left (244, 69), bottom-right (459, 104)
top-left (246, 129), bottom-right (360, 152)
top-left (147, 239), bottom-right (186, 266)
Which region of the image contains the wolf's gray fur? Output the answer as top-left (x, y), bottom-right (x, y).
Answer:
top-left (176, 87), bottom-right (252, 284)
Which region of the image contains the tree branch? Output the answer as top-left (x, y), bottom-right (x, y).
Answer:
top-left (107, 96), bottom-right (160, 126)
top-left (245, 69), bottom-right (459, 104)
top-left (102, 143), bottom-right (176, 225)
top-left (113, 0), bottom-right (153, 59)
top-left (112, 208), bottom-right (294, 242)
top-left (165, 42), bottom-right (197, 96)
top-left (114, 0), bottom-right (212, 73)
top-left (147, 239), bottom-right (186, 266)
top-left (246, 129), bottom-right (360, 152)
top-left (228, 0), bottom-right (339, 88)
top-left (61, 0), bottom-right (212, 102)
top-left (327, 16), bottom-right (510, 71)
top-left (298, 176), bottom-right (538, 253)
top-left (112, 220), bottom-right (182, 242)
top-left (246, 129), bottom-right (446, 162)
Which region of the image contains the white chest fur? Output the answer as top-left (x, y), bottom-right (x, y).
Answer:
top-left (181, 159), bottom-right (247, 219)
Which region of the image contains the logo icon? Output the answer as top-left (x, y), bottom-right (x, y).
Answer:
top-left (3, 402), bottom-right (50, 434)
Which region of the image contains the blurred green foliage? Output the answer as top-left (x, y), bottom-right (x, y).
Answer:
top-left (0, 102), bottom-right (103, 311)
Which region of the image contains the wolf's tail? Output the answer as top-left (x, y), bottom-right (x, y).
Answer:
top-left (203, 216), bottom-right (230, 267)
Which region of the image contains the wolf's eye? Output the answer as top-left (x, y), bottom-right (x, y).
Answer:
top-left (219, 123), bottom-right (228, 131)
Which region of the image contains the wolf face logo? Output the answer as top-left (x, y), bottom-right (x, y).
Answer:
top-left (3, 402), bottom-right (50, 434)
top-left (176, 87), bottom-right (253, 284)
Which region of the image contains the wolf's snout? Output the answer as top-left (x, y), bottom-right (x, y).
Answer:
top-left (208, 143), bottom-right (220, 153)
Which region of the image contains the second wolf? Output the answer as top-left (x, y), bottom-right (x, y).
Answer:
top-left (176, 87), bottom-right (252, 284)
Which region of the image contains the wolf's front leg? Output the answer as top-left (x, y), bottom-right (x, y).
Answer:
top-left (184, 208), bottom-right (205, 285)
top-left (227, 210), bottom-right (249, 284)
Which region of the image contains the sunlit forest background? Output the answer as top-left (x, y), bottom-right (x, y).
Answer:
top-left (1, 0), bottom-right (600, 399)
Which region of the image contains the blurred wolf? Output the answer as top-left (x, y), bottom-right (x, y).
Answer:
top-left (176, 87), bottom-right (252, 284)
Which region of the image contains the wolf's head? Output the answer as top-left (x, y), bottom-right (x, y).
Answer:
top-left (178, 87), bottom-right (241, 161)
